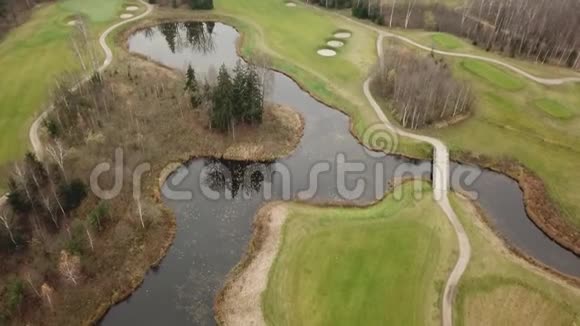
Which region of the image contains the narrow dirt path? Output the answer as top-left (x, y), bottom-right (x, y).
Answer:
top-left (365, 35), bottom-right (471, 326)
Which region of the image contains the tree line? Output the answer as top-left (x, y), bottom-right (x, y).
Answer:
top-left (184, 60), bottom-right (267, 136)
top-left (0, 72), bottom-right (112, 251)
top-left (371, 48), bottom-right (474, 129)
top-left (314, 0), bottom-right (580, 69)
top-left (0, 0), bottom-right (49, 38)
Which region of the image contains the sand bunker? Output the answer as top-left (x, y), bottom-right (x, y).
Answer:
top-left (66, 20), bottom-right (78, 26)
top-left (326, 40), bottom-right (345, 48)
top-left (120, 13), bottom-right (134, 19)
top-left (126, 6), bottom-right (139, 11)
top-left (285, 2), bottom-right (297, 6)
top-left (334, 32), bottom-right (352, 39)
top-left (317, 48), bottom-right (337, 57)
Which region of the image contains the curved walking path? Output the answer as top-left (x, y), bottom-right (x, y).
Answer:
top-left (364, 33), bottom-right (471, 326)
top-left (1, 0), bottom-right (153, 210)
top-left (316, 6), bottom-right (580, 326)
top-left (322, 6), bottom-right (580, 85)
top-left (29, 0), bottom-right (154, 160)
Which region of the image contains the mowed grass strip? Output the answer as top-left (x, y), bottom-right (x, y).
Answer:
top-left (533, 98), bottom-right (574, 119)
top-left (460, 60), bottom-right (524, 90)
top-left (431, 33), bottom-right (463, 50)
top-left (263, 183), bottom-right (456, 326)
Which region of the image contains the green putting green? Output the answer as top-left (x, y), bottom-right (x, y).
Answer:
top-left (533, 98), bottom-right (574, 119)
top-left (460, 60), bottom-right (524, 91)
top-left (431, 33), bottom-right (463, 50)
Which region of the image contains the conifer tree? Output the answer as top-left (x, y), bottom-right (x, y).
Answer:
top-left (211, 64), bottom-right (233, 132)
top-left (185, 65), bottom-right (201, 107)
top-left (231, 61), bottom-right (247, 121)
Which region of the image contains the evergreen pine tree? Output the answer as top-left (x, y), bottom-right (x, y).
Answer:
top-left (211, 65), bottom-right (233, 132)
top-left (185, 65), bottom-right (201, 107)
top-left (245, 66), bottom-right (263, 123)
top-left (231, 60), bottom-right (247, 122)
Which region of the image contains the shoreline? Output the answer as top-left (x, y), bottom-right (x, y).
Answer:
top-left (453, 151), bottom-right (580, 256)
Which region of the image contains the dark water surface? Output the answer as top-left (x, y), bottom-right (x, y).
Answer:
top-left (101, 22), bottom-right (580, 325)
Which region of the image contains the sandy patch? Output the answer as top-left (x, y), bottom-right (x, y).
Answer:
top-left (120, 13), bottom-right (134, 19)
top-left (317, 48), bottom-right (337, 57)
top-left (326, 40), bottom-right (345, 48)
top-left (215, 203), bottom-right (288, 326)
top-left (66, 20), bottom-right (79, 26)
top-left (285, 2), bottom-right (297, 7)
top-left (334, 32), bottom-right (352, 39)
top-left (126, 6), bottom-right (139, 11)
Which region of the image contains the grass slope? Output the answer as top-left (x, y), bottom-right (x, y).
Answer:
top-left (263, 183), bottom-right (457, 326)
top-left (0, 0), bottom-right (124, 191)
top-left (431, 33), bottom-right (462, 50)
top-left (59, 0), bottom-right (123, 22)
top-left (450, 194), bottom-right (580, 326)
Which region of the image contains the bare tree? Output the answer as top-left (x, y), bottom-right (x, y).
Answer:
top-left (0, 207), bottom-right (16, 245)
top-left (58, 250), bottom-right (81, 285)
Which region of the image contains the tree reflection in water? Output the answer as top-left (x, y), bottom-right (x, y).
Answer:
top-left (156, 21), bottom-right (216, 55)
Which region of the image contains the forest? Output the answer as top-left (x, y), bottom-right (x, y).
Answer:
top-left (371, 48), bottom-right (474, 128)
top-left (311, 0), bottom-right (580, 69)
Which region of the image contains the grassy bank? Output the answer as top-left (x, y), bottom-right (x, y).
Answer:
top-left (262, 182), bottom-right (457, 325)
top-left (450, 194), bottom-right (580, 326)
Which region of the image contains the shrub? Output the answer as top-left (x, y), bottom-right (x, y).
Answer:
top-left (88, 201), bottom-right (109, 232)
top-left (59, 179), bottom-right (87, 212)
top-left (5, 279), bottom-right (24, 314)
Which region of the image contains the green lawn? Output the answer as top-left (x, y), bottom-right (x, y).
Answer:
top-left (263, 183), bottom-right (457, 325)
top-left (459, 60), bottom-right (525, 90)
top-left (0, 0), bottom-right (124, 191)
top-left (59, 0), bottom-right (123, 22)
top-left (431, 33), bottom-right (463, 50)
top-left (533, 98), bottom-right (574, 120)
top-left (450, 194), bottom-right (580, 326)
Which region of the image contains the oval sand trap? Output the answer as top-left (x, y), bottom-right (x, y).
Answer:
top-left (120, 13), bottom-right (134, 19)
top-left (66, 20), bottom-right (79, 26)
top-left (334, 32), bottom-right (352, 39)
top-left (126, 6), bottom-right (139, 11)
top-left (327, 40), bottom-right (344, 48)
top-left (285, 2), bottom-right (297, 7)
top-left (317, 49), bottom-right (337, 57)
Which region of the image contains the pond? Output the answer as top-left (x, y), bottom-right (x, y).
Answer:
top-left (100, 22), bottom-right (580, 325)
